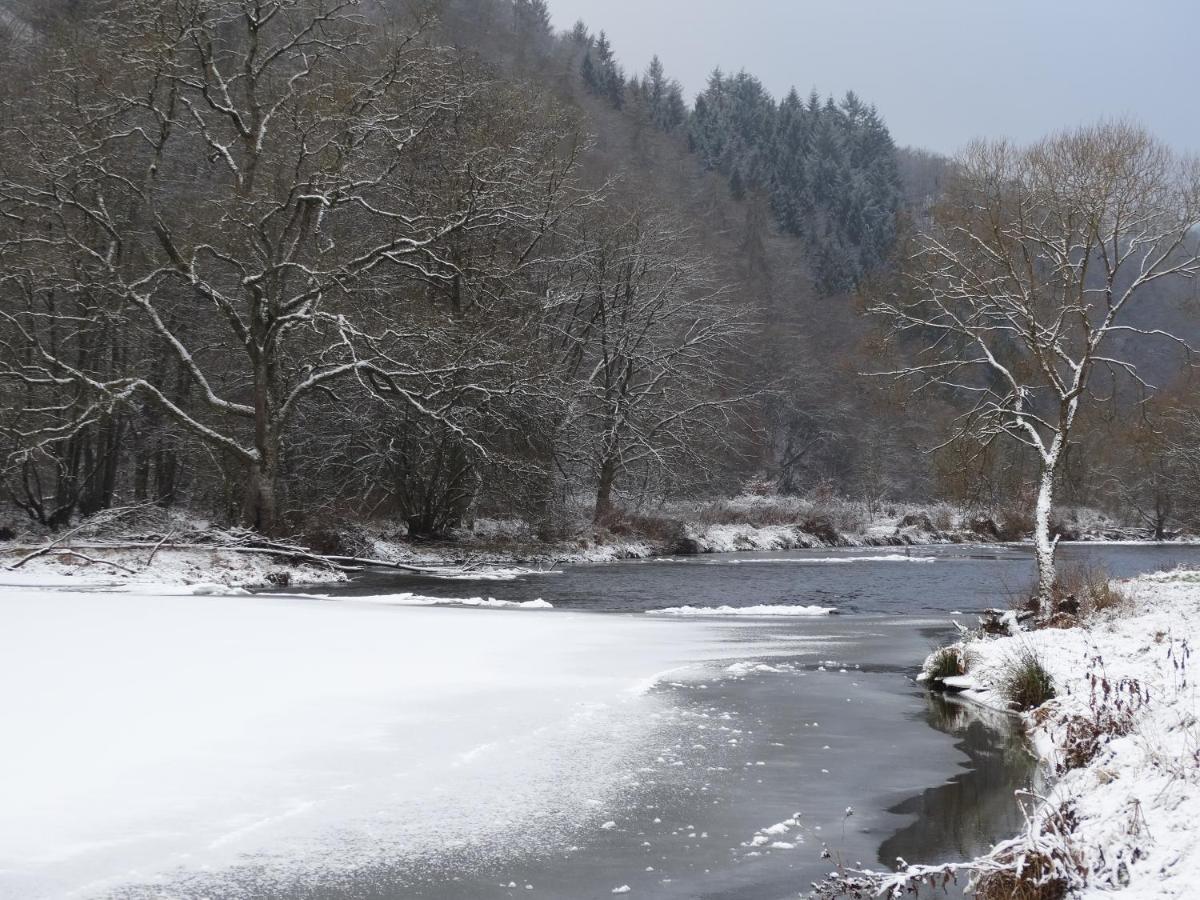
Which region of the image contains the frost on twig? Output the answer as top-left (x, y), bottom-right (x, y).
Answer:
top-left (811, 792), bottom-right (1085, 899)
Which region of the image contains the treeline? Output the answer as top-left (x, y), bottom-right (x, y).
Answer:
top-left (0, 0), bottom-right (755, 536)
top-left (573, 28), bottom-right (902, 295)
top-left (2, 0), bottom-right (1197, 541)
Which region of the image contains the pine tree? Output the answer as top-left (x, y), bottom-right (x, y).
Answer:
top-left (581, 52), bottom-right (599, 93)
top-left (594, 31), bottom-right (624, 108)
top-left (582, 31), bottom-right (625, 109)
top-left (687, 69), bottom-right (775, 192)
top-left (644, 55), bottom-right (686, 132)
top-left (663, 82), bottom-right (687, 131)
top-left (769, 88), bottom-right (811, 235)
top-left (513, 0), bottom-right (552, 41)
top-left (569, 20), bottom-right (590, 45)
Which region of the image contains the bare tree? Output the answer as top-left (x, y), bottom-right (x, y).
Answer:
top-left (0, 0), bottom-right (575, 533)
top-left (873, 122), bottom-right (1200, 605)
top-left (549, 211), bottom-right (754, 520)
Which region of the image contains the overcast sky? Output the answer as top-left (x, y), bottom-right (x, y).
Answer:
top-left (547, 0), bottom-right (1199, 156)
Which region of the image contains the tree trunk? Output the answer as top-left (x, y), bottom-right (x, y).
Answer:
top-left (594, 456), bottom-right (617, 523)
top-left (1032, 450), bottom-right (1060, 610)
top-left (242, 458), bottom-right (278, 535)
top-left (243, 351), bottom-right (280, 534)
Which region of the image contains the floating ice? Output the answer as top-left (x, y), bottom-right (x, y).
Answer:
top-left (647, 605), bottom-right (836, 617)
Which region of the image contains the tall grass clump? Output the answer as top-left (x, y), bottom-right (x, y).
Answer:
top-left (1001, 646), bottom-right (1056, 711)
top-left (925, 645), bottom-right (966, 681)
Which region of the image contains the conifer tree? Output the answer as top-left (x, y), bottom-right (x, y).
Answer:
top-left (581, 31), bottom-right (625, 109)
top-left (645, 55), bottom-right (687, 132)
top-left (513, 0), bottom-right (552, 41)
top-left (569, 20), bottom-right (590, 45)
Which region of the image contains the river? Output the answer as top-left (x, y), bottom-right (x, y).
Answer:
top-left (224, 541), bottom-right (1191, 900)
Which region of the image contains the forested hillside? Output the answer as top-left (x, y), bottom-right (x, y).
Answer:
top-left (1, 0), bottom-right (1197, 542)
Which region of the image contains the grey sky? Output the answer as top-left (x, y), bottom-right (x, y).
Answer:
top-left (548, 0), bottom-right (1200, 156)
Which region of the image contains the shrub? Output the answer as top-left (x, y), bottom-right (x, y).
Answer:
top-left (931, 504), bottom-right (955, 532)
top-left (693, 496), bottom-right (808, 527)
top-left (926, 645), bottom-right (966, 681)
top-left (1052, 564), bottom-right (1130, 618)
top-left (802, 516), bottom-right (842, 545)
top-left (1059, 654), bottom-right (1147, 771)
top-left (595, 508), bottom-right (685, 545)
top-left (1001, 647), bottom-right (1056, 711)
top-left (997, 506), bottom-right (1035, 541)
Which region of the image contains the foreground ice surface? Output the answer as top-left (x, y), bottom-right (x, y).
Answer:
top-left (0, 586), bottom-right (741, 899)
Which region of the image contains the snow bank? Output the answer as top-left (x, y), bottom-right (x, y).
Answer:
top-left (908, 572), bottom-right (1200, 898)
top-left (573, 539), bottom-right (657, 562)
top-left (0, 584), bottom-right (726, 898)
top-left (691, 523), bottom-right (814, 553)
top-left (647, 604), bottom-right (837, 617)
top-left (1, 546), bottom-right (347, 590)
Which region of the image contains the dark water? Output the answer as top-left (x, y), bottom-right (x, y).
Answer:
top-left (371, 619), bottom-right (1035, 900)
top-left (199, 542), bottom-right (1188, 900)
top-left (114, 616), bottom-right (1030, 900)
top-left (304, 542), bottom-right (1199, 615)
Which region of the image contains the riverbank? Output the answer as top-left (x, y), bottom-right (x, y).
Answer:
top-left (2, 499), bottom-right (1189, 589)
top-left (843, 570), bottom-right (1200, 899)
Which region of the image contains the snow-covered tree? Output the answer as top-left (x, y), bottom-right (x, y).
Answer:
top-left (0, 0), bottom-right (576, 533)
top-left (874, 122), bottom-right (1200, 605)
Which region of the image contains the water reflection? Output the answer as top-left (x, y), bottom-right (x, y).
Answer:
top-left (879, 692), bottom-right (1037, 869)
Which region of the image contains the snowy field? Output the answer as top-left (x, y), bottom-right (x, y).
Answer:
top-left (0, 581), bottom-right (762, 899)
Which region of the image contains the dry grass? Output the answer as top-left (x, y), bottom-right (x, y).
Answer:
top-left (594, 508), bottom-right (685, 544)
top-left (809, 798), bottom-right (1085, 900)
top-left (926, 645), bottom-right (967, 681)
top-left (1058, 654), bottom-right (1148, 772)
top-left (694, 497), bottom-right (809, 527)
top-left (1052, 564), bottom-right (1131, 618)
top-left (973, 853), bottom-right (1069, 900)
top-left (689, 495), bottom-right (871, 535)
top-left (1006, 564), bottom-right (1131, 625)
top-left (1001, 646), bottom-right (1057, 711)
top-left (973, 802), bottom-right (1083, 900)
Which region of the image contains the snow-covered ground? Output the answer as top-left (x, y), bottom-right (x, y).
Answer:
top-left (0, 582), bottom-right (755, 899)
top-left (0, 545), bottom-right (348, 590)
top-left (898, 571), bottom-right (1200, 898)
top-left (1, 496), bottom-right (1191, 593)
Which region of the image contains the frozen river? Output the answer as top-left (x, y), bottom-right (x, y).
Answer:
top-left (1, 542), bottom-right (1194, 899)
